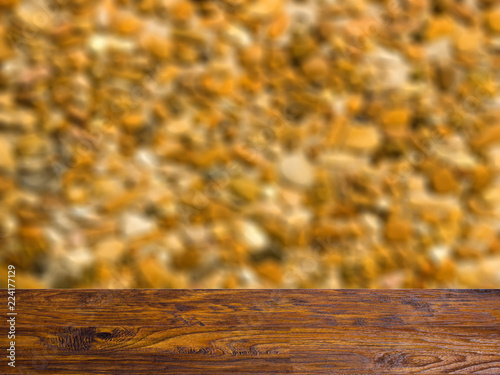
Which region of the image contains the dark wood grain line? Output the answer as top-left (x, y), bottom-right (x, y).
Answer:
top-left (1, 290), bottom-right (499, 374)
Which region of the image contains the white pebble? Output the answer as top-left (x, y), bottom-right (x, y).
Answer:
top-left (122, 212), bottom-right (156, 238)
top-left (279, 152), bottom-right (314, 187)
top-left (239, 220), bottom-right (268, 252)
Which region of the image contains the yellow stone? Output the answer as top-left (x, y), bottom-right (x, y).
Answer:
top-left (256, 260), bottom-right (283, 284)
top-left (230, 177), bottom-right (261, 201)
top-left (113, 14), bottom-right (142, 35)
top-left (302, 56), bottom-right (328, 81)
top-left (95, 239), bottom-right (125, 264)
top-left (381, 108), bottom-right (410, 130)
top-left (0, 136), bottom-right (15, 172)
top-left (0, 0), bottom-right (18, 8)
top-left (137, 257), bottom-right (173, 287)
top-left (18, 225), bottom-right (47, 252)
top-left (431, 167), bottom-right (458, 193)
top-left (0, 33), bottom-right (14, 61)
top-left (425, 16), bottom-right (455, 40)
top-left (344, 125), bottom-right (381, 152)
top-left (385, 215), bottom-right (412, 242)
top-left (172, 1), bottom-right (194, 23)
top-left (471, 125), bottom-right (500, 149)
top-left (268, 12), bottom-right (288, 39)
top-left (172, 248), bottom-right (201, 270)
top-left (239, 45), bottom-right (263, 67)
top-left (92, 178), bottom-right (123, 199)
top-left (122, 113), bottom-right (145, 132)
top-left (16, 134), bottom-right (48, 156)
top-left (454, 29), bottom-right (481, 53)
top-left (142, 35), bottom-right (170, 59)
top-left (471, 165), bottom-right (492, 191)
top-left (64, 185), bottom-right (88, 204)
top-left (406, 44), bottom-right (424, 61)
top-left (486, 10), bottom-right (500, 33)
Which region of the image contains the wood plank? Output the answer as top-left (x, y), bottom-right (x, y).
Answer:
top-left (1, 290), bottom-right (499, 374)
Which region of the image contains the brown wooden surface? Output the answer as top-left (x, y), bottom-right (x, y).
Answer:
top-left (1, 290), bottom-right (500, 374)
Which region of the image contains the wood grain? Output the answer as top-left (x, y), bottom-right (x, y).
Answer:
top-left (1, 290), bottom-right (499, 374)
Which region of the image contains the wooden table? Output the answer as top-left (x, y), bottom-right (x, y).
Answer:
top-left (2, 290), bottom-right (500, 374)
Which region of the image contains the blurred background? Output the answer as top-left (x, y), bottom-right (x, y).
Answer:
top-left (1, 0), bottom-right (500, 288)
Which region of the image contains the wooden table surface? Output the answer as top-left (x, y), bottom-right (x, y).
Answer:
top-left (2, 289), bottom-right (500, 374)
